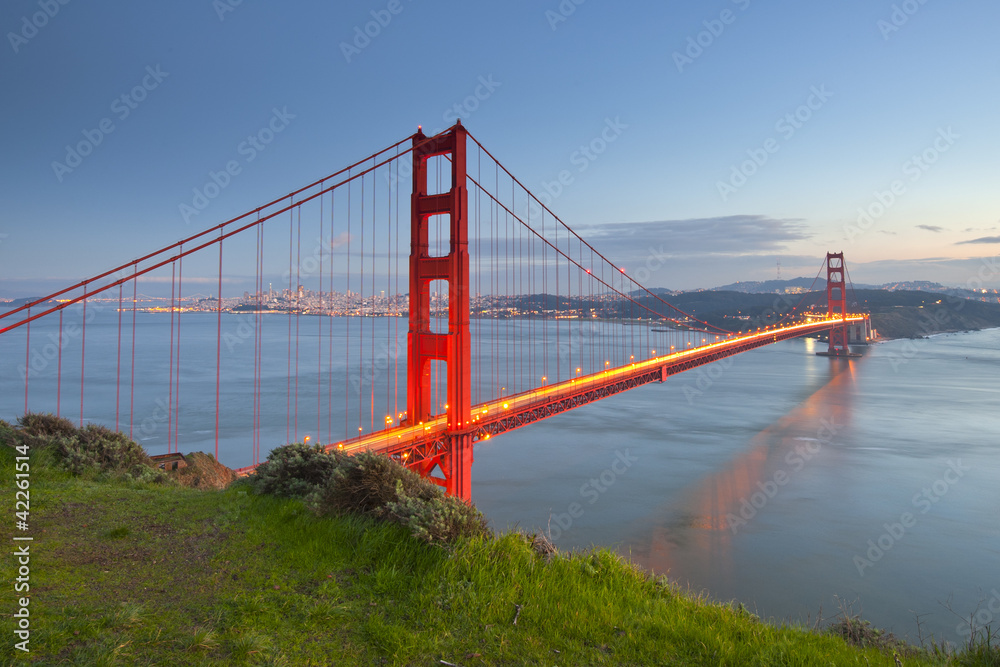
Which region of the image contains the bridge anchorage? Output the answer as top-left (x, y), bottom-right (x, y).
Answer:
top-left (0, 121), bottom-right (871, 502)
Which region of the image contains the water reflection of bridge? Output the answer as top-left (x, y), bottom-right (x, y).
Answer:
top-left (627, 356), bottom-right (858, 594)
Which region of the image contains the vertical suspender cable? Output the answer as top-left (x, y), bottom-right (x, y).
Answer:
top-left (295, 206), bottom-right (301, 442)
top-left (130, 269), bottom-right (137, 439)
top-left (116, 284), bottom-right (123, 430)
top-left (57, 309), bottom-right (63, 418)
top-left (345, 173), bottom-right (351, 441)
top-left (392, 153), bottom-right (399, 426)
top-left (167, 266), bottom-right (175, 451)
top-left (215, 231), bottom-right (223, 460)
top-left (176, 247), bottom-right (183, 451)
top-left (370, 161), bottom-right (376, 431)
top-left (328, 190), bottom-right (335, 443)
top-left (80, 290), bottom-right (87, 428)
top-left (359, 175), bottom-right (365, 430)
top-left (287, 200), bottom-right (294, 445)
top-left (23, 308), bottom-right (30, 416)
top-left (318, 182), bottom-right (325, 441)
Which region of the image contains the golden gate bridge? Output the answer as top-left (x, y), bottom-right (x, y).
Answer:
top-left (0, 122), bottom-right (869, 501)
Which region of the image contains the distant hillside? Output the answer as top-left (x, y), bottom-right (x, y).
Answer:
top-left (710, 277), bottom-right (822, 294)
top-left (1, 297), bottom-right (59, 309)
top-left (854, 290), bottom-right (1000, 339)
top-left (632, 289), bottom-right (1000, 339)
top-left (703, 277), bottom-right (993, 303)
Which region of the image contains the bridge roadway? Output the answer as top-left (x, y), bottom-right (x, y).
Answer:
top-left (294, 316), bottom-right (867, 475)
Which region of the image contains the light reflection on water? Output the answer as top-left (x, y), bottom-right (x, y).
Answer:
top-left (474, 330), bottom-right (1000, 645)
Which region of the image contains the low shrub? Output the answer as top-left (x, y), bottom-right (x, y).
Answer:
top-left (827, 612), bottom-right (914, 658)
top-left (386, 482), bottom-right (490, 544)
top-left (0, 419), bottom-right (16, 448)
top-left (7, 412), bottom-right (78, 450)
top-left (249, 442), bottom-right (341, 499)
top-left (17, 412), bottom-right (77, 439)
top-left (55, 424), bottom-right (153, 477)
top-left (315, 451), bottom-right (437, 516)
top-left (311, 451), bottom-right (490, 545)
top-left (2, 414), bottom-right (164, 482)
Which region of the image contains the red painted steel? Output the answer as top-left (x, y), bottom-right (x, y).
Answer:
top-left (407, 123), bottom-right (473, 499)
top-left (825, 252), bottom-right (850, 355)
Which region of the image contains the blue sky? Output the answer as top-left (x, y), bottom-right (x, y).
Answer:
top-left (1, 0), bottom-right (998, 296)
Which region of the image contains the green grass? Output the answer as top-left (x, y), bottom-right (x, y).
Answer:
top-left (2, 444), bottom-right (998, 666)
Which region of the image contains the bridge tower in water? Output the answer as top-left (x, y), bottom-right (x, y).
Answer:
top-left (823, 251), bottom-right (855, 356)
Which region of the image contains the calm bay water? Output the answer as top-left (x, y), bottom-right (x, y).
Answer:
top-left (473, 330), bottom-right (1000, 646)
top-left (2, 307), bottom-right (998, 645)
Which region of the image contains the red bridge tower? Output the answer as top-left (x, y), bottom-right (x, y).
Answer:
top-left (406, 123), bottom-right (473, 499)
top-left (823, 251), bottom-right (853, 356)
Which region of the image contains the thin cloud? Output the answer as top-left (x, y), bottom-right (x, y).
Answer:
top-left (916, 225), bottom-right (944, 233)
top-left (579, 215), bottom-right (811, 257)
top-left (956, 236), bottom-right (1000, 245)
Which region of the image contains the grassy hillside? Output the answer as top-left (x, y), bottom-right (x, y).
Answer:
top-left (2, 422), bottom-right (998, 665)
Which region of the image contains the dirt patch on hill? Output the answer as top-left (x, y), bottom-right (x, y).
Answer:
top-left (168, 452), bottom-right (239, 490)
